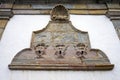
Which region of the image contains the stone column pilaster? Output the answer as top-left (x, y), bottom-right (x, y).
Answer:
top-left (106, 3), bottom-right (120, 39)
top-left (0, 3), bottom-right (13, 39)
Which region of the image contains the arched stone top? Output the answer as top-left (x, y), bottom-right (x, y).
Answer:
top-left (50, 4), bottom-right (69, 21)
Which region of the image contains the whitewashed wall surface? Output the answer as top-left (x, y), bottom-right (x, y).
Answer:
top-left (0, 15), bottom-right (120, 80)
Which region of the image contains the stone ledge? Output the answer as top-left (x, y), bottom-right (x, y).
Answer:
top-left (11, 4), bottom-right (108, 15)
top-left (0, 3), bottom-right (119, 15)
top-left (69, 9), bottom-right (107, 15)
top-left (12, 9), bottom-right (107, 15)
top-left (0, 3), bottom-right (13, 20)
top-left (9, 64), bottom-right (114, 70)
top-left (0, 3), bottom-right (13, 9)
top-left (13, 4), bottom-right (107, 10)
top-left (107, 3), bottom-right (120, 9)
top-left (12, 9), bottom-right (51, 15)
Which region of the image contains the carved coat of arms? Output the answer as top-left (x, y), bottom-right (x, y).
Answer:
top-left (9, 5), bottom-right (114, 70)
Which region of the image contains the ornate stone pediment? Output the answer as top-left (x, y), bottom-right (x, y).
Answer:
top-left (9, 5), bottom-right (114, 70)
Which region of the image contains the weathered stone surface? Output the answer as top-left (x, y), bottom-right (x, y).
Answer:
top-left (13, 9), bottom-right (107, 15)
top-left (73, 4), bottom-right (87, 9)
top-left (0, 11), bottom-right (13, 16)
top-left (0, 16), bottom-right (10, 19)
top-left (0, 9), bottom-right (11, 11)
top-left (0, 20), bottom-right (8, 28)
top-left (69, 10), bottom-right (107, 15)
top-left (13, 4), bottom-right (32, 9)
top-left (0, 1), bottom-right (119, 15)
top-left (0, 20), bottom-right (8, 40)
top-left (88, 10), bottom-right (107, 15)
top-left (13, 0), bottom-right (97, 4)
top-left (69, 10), bottom-right (89, 14)
top-left (107, 3), bottom-right (120, 9)
top-left (115, 27), bottom-right (120, 39)
top-left (0, 11), bottom-right (13, 19)
top-left (112, 20), bottom-right (120, 27)
top-left (106, 3), bottom-right (120, 20)
top-left (108, 9), bottom-right (120, 16)
top-left (0, 3), bottom-right (13, 19)
top-left (9, 5), bottom-right (114, 70)
top-left (0, 28), bottom-right (4, 39)
top-left (11, 4), bottom-right (108, 15)
top-left (13, 10), bottom-right (51, 15)
top-left (106, 3), bottom-right (120, 40)
top-left (111, 20), bottom-right (120, 39)
top-left (0, 3), bottom-right (13, 9)
top-left (87, 4), bottom-right (107, 9)
top-left (107, 20), bottom-right (120, 39)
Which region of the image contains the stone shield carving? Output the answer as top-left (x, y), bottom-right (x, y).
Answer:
top-left (9, 5), bottom-right (114, 70)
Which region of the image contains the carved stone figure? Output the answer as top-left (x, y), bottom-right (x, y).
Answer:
top-left (54, 44), bottom-right (68, 58)
top-left (34, 43), bottom-right (47, 58)
top-left (74, 43), bottom-right (87, 59)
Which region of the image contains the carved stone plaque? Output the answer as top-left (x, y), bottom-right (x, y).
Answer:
top-left (9, 5), bottom-right (114, 70)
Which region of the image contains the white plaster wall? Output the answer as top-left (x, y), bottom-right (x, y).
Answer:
top-left (0, 15), bottom-right (120, 80)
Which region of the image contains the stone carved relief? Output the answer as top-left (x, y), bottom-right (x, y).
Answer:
top-left (54, 44), bottom-right (67, 58)
top-left (74, 43), bottom-right (88, 59)
top-left (9, 4), bottom-right (114, 70)
top-left (34, 43), bottom-right (48, 58)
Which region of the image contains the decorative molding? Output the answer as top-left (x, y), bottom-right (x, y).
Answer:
top-left (0, 3), bottom-right (13, 39)
top-left (106, 3), bottom-right (120, 39)
top-left (12, 4), bottom-right (108, 15)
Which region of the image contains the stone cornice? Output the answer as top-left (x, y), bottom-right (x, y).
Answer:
top-left (0, 3), bottom-right (119, 15)
top-left (106, 3), bottom-right (120, 20)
